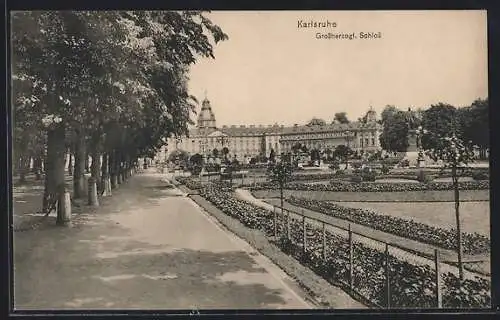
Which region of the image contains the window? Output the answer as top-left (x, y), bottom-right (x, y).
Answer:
top-left (365, 138), bottom-right (369, 146)
top-left (372, 138), bottom-right (375, 146)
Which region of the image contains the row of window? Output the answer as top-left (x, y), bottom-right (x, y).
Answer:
top-left (178, 134), bottom-right (378, 151)
top-left (281, 137), bottom-right (377, 148)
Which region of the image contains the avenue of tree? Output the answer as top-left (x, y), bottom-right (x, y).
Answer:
top-left (12, 11), bottom-right (228, 224)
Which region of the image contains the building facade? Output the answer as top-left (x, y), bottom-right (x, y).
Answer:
top-left (164, 97), bottom-right (382, 162)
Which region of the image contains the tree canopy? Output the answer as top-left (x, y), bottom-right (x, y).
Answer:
top-left (379, 108), bottom-right (409, 152)
top-left (334, 112), bottom-right (350, 124)
top-left (12, 11), bottom-right (228, 216)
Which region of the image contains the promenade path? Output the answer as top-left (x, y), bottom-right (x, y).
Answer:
top-left (13, 171), bottom-right (317, 310)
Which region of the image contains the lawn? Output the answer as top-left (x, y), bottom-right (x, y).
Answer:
top-left (330, 201), bottom-right (490, 236)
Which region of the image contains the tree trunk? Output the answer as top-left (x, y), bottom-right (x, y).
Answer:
top-left (18, 154), bottom-right (28, 184)
top-left (91, 149), bottom-right (101, 194)
top-left (101, 153), bottom-right (112, 197)
top-left (116, 150), bottom-right (123, 185)
top-left (452, 166), bottom-right (464, 282)
top-left (67, 152), bottom-right (73, 176)
top-left (101, 153), bottom-right (108, 191)
top-left (109, 150), bottom-right (117, 189)
top-left (34, 156), bottom-right (43, 180)
top-left (42, 123), bottom-right (68, 223)
top-left (88, 177), bottom-right (99, 207)
top-left (30, 155), bottom-right (36, 173)
top-left (85, 152), bottom-right (90, 173)
top-left (73, 135), bottom-right (87, 199)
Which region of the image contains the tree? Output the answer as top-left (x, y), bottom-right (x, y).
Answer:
top-left (212, 148), bottom-right (219, 159)
top-left (12, 11), bottom-right (228, 223)
top-left (310, 148), bottom-right (321, 163)
top-left (221, 147), bottom-right (229, 161)
top-left (306, 118), bottom-right (326, 126)
top-left (334, 144), bottom-right (352, 167)
top-left (421, 127), bottom-right (475, 282)
top-left (379, 110), bottom-right (409, 152)
top-left (189, 153), bottom-right (203, 175)
top-left (324, 148), bottom-right (333, 161)
top-left (269, 148), bottom-right (276, 163)
top-left (380, 105), bottom-right (399, 124)
top-left (267, 160), bottom-right (293, 213)
top-left (227, 158), bottom-right (240, 187)
top-left (168, 149), bottom-right (189, 165)
top-left (421, 103), bottom-right (458, 151)
top-left (457, 98), bottom-right (489, 159)
top-left (291, 142), bottom-right (302, 154)
top-left (334, 112), bottom-right (349, 124)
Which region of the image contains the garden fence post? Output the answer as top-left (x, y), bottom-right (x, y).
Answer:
top-left (348, 224), bottom-right (353, 290)
top-left (385, 243), bottom-right (391, 309)
top-left (322, 222), bottom-right (327, 261)
top-left (286, 209), bottom-right (291, 240)
top-left (302, 215), bottom-right (307, 256)
top-left (434, 249), bottom-right (442, 308)
top-left (273, 206), bottom-right (278, 239)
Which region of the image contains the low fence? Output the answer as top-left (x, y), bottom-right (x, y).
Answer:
top-left (194, 172), bottom-right (268, 186)
top-left (270, 204), bottom-right (447, 309)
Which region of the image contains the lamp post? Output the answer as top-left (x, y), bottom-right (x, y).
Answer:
top-left (416, 125), bottom-right (427, 167)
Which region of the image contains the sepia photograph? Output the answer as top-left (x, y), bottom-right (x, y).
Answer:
top-left (10, 10), bottom-right (490, 311)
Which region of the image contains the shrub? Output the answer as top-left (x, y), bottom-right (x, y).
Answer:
top-left (361, 167), bottom-right (377, 182)
top-left (176, 177), bottom-right (204, 190)
top-left (381, 164), bottom-right (390, 175)
top-left (417, 170), bottom-right (434, 184)
top-left (351, 175), bottom-right (363, 183)
top-left (381, 157), bottom-right (403, 167)
top-left (351, 161), bottom-right (362, 170)
top-left (472, 171), bottom-right (489, 181)
top-left (329, 161), bottom-right (340, 171)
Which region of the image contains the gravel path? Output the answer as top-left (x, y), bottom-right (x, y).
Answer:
top-left (14, 172), bottom-right (316, 310)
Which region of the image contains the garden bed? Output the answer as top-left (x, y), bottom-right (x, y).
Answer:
top-left (330, 201), bottom-right (490, 236)
top-left (195, 183), bottom-right (491, 309)
top-left (251, 189), bottom-right (490, 202)
top-left (253, 180), bottom-right (489, 192)
top-left (287, 197), bottom-right (490, 255)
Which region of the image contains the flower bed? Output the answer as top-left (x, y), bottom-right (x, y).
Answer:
top-left (251, 180), bottom-right (489, 192)
top-left (197, 183), bottom-right (490, 308)
top-left (290, 173), bottom-right (339, 181)
top-left (239, 163), bottom-right (269, 170)
top-left (176, 177), bottom-right (204, 190)
top-left (287, 197), bottom-right (490, 255)
top-left (376, 174), bottom-right (420, 181)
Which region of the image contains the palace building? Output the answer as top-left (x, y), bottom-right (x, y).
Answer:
top-left (163, 96), bottom-right (382, 162)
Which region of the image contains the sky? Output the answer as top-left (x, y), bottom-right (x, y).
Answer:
top-left (187, 10), bottom-right (488, 127)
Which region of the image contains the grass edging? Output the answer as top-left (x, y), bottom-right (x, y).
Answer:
top-left (188, 193), bottom-right (369, 309)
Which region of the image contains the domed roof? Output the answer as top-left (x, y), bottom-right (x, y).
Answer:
top-left (197, 97), bottom-right (216, 128)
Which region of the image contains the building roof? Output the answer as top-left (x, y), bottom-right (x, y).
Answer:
top-left (183, 120), bottom-right (380, 138)
top-left (280, 121), bottom-right (379, 135)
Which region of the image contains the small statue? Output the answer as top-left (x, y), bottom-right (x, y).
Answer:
top-left (405, 107), bottom-right (419, 130)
